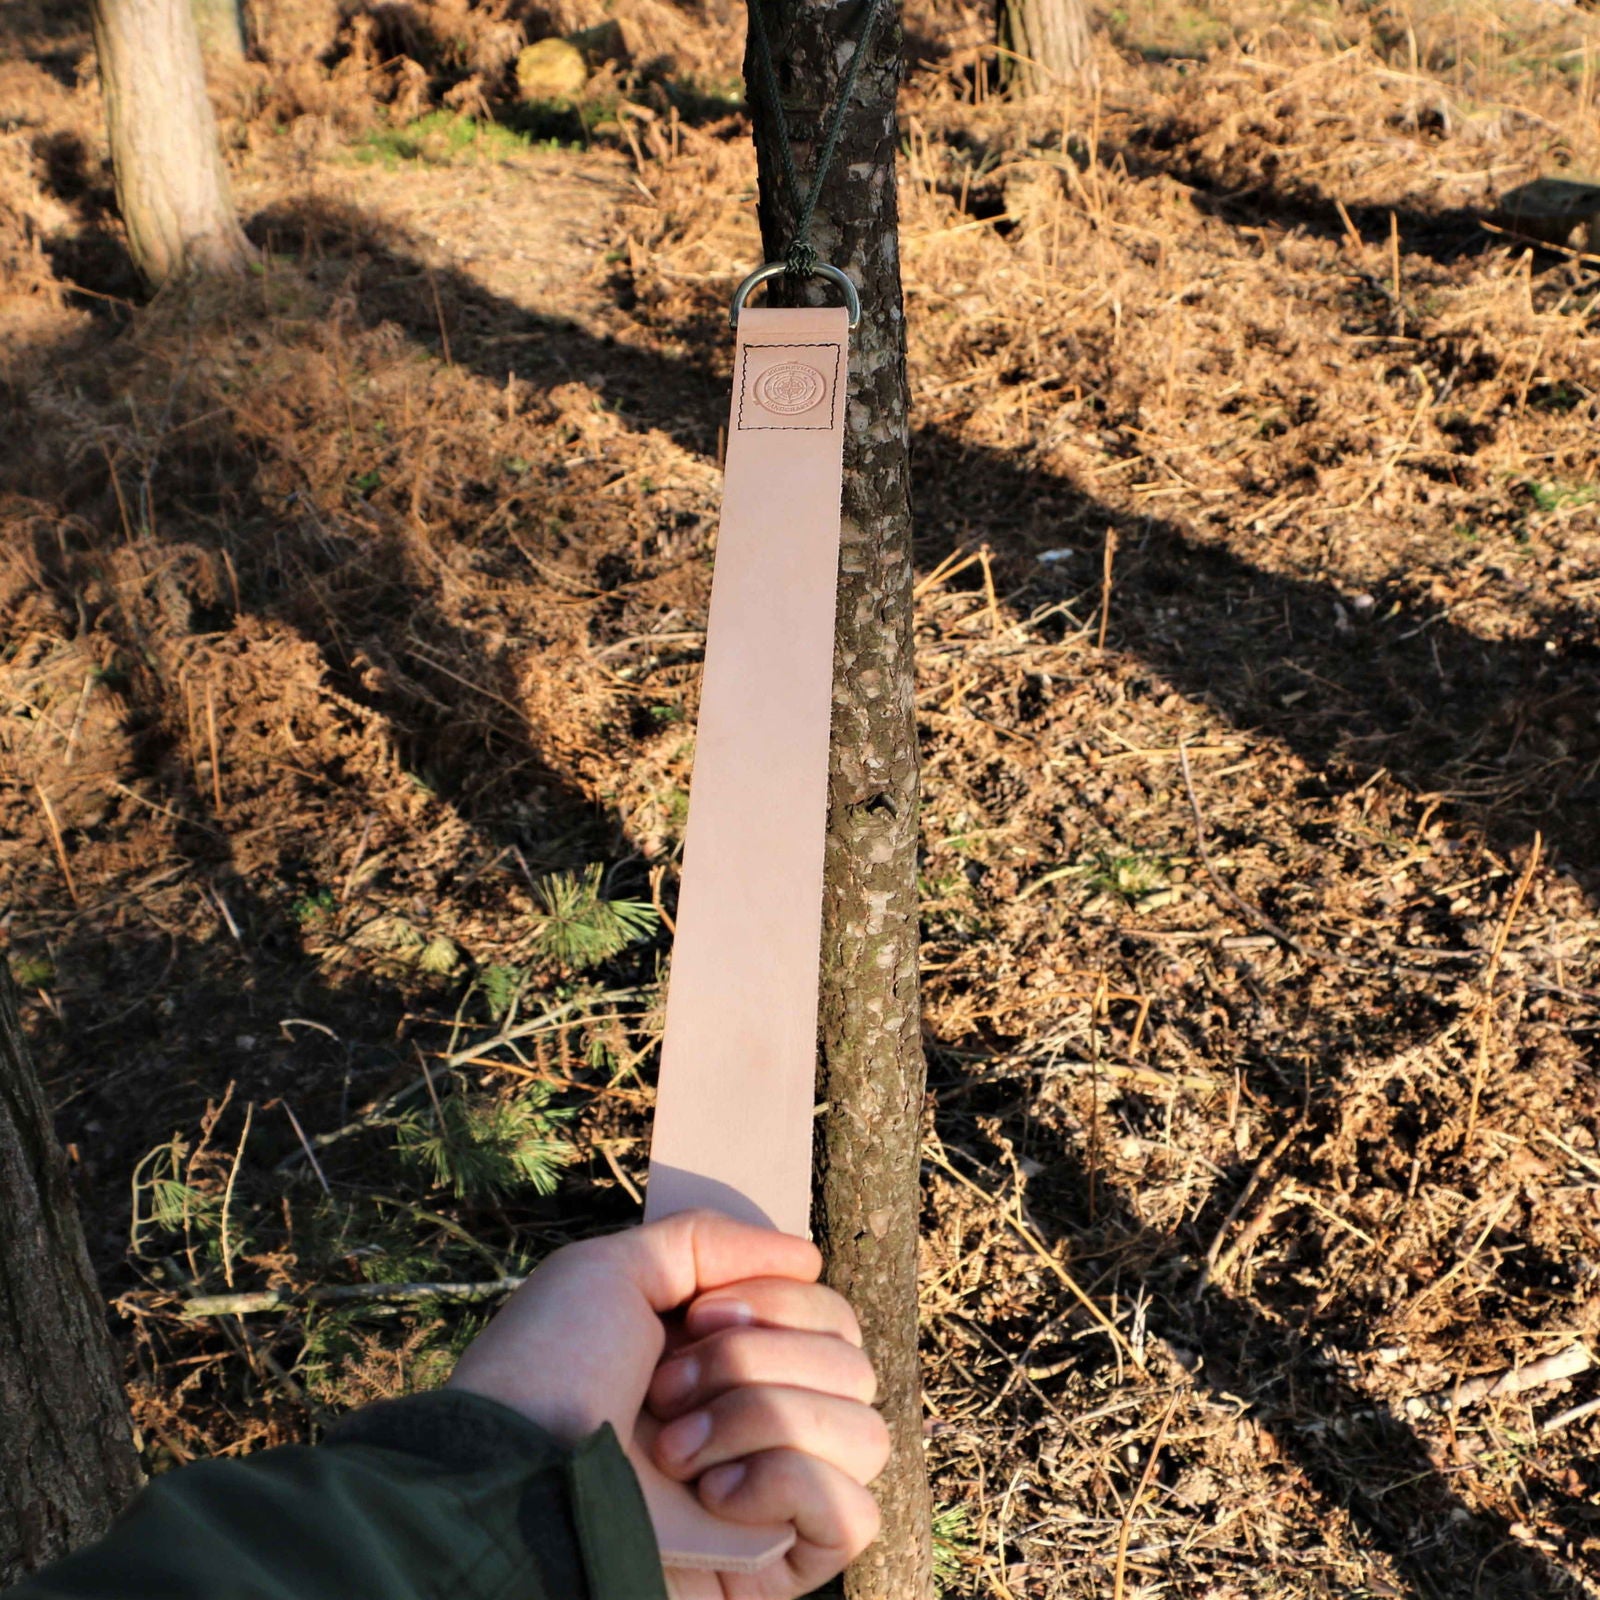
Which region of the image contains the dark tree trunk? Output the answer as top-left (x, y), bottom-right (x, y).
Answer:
top-left (0, 966), bottom-right (143, 1583)
top-left (89, 0), bottom-right (256, 287)
top-left (744, 6), bottom-right (934, 1597)
top-left (999, 0), bottom-right (1095, 93)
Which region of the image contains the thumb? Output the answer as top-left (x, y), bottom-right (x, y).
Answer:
top-left (597, 1209), bottom-right (822, 1312)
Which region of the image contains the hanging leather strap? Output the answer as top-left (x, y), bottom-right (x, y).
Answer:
top-left (646, 303), bottom-right (849, 1240)
top-left (632, 303), bottom-right (850, 1573)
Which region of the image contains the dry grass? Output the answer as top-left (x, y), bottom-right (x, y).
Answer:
top-left (4, 0), bottom-right (1600, 1592)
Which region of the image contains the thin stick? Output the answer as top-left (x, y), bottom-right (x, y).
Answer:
top-left (1194, 1117), bottom-right (1305, 1297)
top-left (280, 1102), bottom-right (331, 1196)
top-left (1332, 197), bottom-right (1364, 255)
top-left (219, 1103), bottom-right (254, 1289)
top-left (204, 682), bottom-right (224, 813)
top-left (913, 545), bottom-right (984, 600)
top-left (649, 863), bottom-right (678, 935)
top-left (1389, 211), bottom-right (1404, 337)
top-left (1420, 1343), bottom-right (1592, 1415)
top-left (180, 1276), bottom-right (527, 1318)
top-left (978, 544), bottom-right (1001, 637)
top-left (600, 1142), bottom-right (645, 1205)
top-left (925, 1144), bottom-right (1147, 1378)
top-left (426, 267), bottom-right (453, 366)
top-left (102, 445), bottom-right (136, 541)
top-left (1544, 1394), bottom-right (1600, 1435)
top-left (1097, 526), bottom-right (1117, 650)
top-left (1283, 1187), bottom-right (1378, 1249)
top-left (63, 670), bottom-right (95, 766)
top-left (1465, 833), bottom-right (1541, 1144)
top-left (419, 1049), bottom-right (447, 1130)
top-left (1177, 740), bottom-right (1314, 960)
top-left (1111, 1394), bottom-right (1180, 1600)
top-left (36, 786), bottom-right (79, 906)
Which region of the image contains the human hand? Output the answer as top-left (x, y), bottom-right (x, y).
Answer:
top-left (446, 1210), bottom-right (887, 1600)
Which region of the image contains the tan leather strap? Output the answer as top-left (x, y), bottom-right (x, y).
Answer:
top-left (646, 304), bottom-right (849, 1239)
top-left (633, 304), bottom-right (851, 1573)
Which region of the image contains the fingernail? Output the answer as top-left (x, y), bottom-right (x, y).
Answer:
top-left (653, 1356), bottom-right (698, 1405)
top-left (658, 1409), bottom-right (712, 1465)
top-left (700, 1462), bottom-right (746, 1505)
top-left (687, 1298), bottom-right (753, 1335)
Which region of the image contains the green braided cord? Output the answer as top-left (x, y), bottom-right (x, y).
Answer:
top-left (745, 0), bottom-right (804, 220)
top-left (746, 0), bottom-right (888, 280)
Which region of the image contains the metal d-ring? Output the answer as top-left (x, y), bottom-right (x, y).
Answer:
top-left (729, 261), bottom-right (862, 330)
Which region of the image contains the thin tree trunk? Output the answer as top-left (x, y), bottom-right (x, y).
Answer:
top-left (744, 6), bottom-right (934, 1597)
top-left (1, 966), bottom-right (143, 1583)
top-left (191, 0), bottom-right (248, 67)
top-left (89, 0), bottom-right (256, 287)
top-left (999, 0), bottom-right (1096, 94)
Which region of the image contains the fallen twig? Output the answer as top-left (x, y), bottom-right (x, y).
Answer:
top-left (1543, 1393), bottom-right (1600, 1435)
top-left (923, 1142), bottom-right (1148, 1380)
top-left (181, 1276), bottom-right (527, 1319)
top-left (1111, 1393), bottom-right (1180, 1600)
top-left (1194, 1117), bottom-right (1306, 1298)
top-left (1465, 833), bottom-right (1542, 1146)
top-left (1410, 1343), bottom-right (1592, 1416)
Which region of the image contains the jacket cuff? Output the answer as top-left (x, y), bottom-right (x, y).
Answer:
top-left (328, 1390), bottom-right (667, 1600)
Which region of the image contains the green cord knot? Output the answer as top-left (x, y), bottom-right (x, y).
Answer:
top-left (784, 239), bottom-right (819, 280)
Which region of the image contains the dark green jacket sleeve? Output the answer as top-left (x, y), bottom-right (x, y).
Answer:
top-left (8, 1391), bottom-right (668, 1600)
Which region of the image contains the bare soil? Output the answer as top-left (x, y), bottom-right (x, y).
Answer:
top-left (5, 0), bottom-right (1600, 1593)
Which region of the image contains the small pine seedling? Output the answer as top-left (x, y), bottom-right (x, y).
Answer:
top-left (528, 865), bottom-right (658, 970)
top-left (397, 1083), bottom-right (575, 1201)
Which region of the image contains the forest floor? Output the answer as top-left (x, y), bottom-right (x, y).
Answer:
top-left (5, 0), bottom-right (1600, 1593)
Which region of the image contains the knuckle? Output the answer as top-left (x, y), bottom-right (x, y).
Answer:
top-left (720, 1383), bottom-right (789, 1437)
top-left (698, 1327), bottom-right (754, 1386)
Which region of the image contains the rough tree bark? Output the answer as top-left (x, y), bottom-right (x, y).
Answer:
top-left (999, 0), bottom-right (1096, 93)
top-left (89, 0), bottom-right (256, 287)
top-left (744, 4), bottom-right (934, 1597)
top-left (1, 966), bottom-right (143, 1583)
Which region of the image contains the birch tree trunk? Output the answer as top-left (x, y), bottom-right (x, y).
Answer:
top-left (89, 0), bottom-right (256, 286)
top-left (744, 5), bottom-right (934, 1596)
top-left (999, 0), bottom-right (1096, 94)
top-left (0, 966), bottom-right (143, 1582)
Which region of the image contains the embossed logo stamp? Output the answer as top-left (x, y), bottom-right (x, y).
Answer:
top-left (737, 341), bottom-right (842, 430)
top-left (753, 361), bottom-right (828, 416)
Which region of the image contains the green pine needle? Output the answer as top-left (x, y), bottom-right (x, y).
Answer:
top-left (931, 1504), bottom-right (975, 1591)
top-left (397, 1084), bottom-right (575, 1202)
top-left (479, 963), bottom-right (526, 1020)
top-left (528, 865), bottom-right (658, 970)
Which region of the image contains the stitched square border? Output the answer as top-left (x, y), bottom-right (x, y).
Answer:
top-left (735, 341), bottom-right (844, 431)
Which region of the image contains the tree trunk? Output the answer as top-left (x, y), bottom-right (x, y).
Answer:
top-left (999, 0), bottom-right (1096, 94)
top-left (190, 0), bottom-right (248, 67)
top-left (744, 6), bottom-right (934, 1598)
top-left (89, 0), bottom-right (256, 287)
top-left (1, 966), bottom-right (143, 1582)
